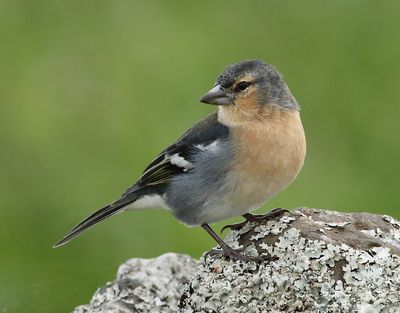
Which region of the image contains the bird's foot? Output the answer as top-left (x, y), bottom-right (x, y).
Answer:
top-left (220, 220), bottom-right (248, 233)
top-left (202, 223), bottom-right (269, 262)
top-left (244, 207), bottom-right (290, 222)
top-left (221, 208), bottom-right (290, 233)
top-left (204, 246), bottom-right (266, 263)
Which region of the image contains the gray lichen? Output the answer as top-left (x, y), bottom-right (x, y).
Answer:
top-left (73, 253), bottom-right (197, 313)
top-left (73, 208), bottom-right (400, 313)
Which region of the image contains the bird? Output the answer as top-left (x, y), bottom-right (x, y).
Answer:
top-left (54, 60), bottom-right (306, 262)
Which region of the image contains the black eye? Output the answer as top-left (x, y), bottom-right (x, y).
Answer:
top-left (235, 81), bottom-right (251, 92)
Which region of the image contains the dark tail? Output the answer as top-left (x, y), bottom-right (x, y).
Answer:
top-left (53, 195), bottom-right (139, 248)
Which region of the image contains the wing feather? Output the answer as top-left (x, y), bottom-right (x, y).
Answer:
top-left (122, 112), bottom-right (229, 197)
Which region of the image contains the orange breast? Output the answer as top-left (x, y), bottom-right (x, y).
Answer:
top-left (228, 109), bottom-right (306, 209)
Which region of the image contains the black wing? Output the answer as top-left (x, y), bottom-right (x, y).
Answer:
top-left (122, 112), bottom-right (229, 196)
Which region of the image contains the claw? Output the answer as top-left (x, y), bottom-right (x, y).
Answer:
top-left (243, 208), bottom-right (290, 223)
top-left (220, 208), bottom-right (290, 234)
top-left (220, 221), bottom-right (248, 233)
top-left (202, 223), bottom-right (273, 263)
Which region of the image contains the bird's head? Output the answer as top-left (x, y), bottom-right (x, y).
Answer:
top-left (200, 60), bottom-right (299, 126)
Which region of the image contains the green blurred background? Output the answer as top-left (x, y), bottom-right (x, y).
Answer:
top-left (1, 1), bottom-right (399, 312)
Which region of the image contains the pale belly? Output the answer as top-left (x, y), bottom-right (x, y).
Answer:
top-left (199, 166), bottom-right (301, 223)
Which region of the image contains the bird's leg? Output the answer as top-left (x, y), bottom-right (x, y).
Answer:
top-left (221, 208), bottom-right (290, 233)
top-left (202, 224), bottom-right (264, 262)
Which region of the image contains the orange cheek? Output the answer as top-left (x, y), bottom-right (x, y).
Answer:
top-left (234, 90), bottom-right (260, 110)
top-left (218, 90), bottom-right (264, 127)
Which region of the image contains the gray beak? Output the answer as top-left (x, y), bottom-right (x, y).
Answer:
top-left (200, 85), bottom-right (233, 105)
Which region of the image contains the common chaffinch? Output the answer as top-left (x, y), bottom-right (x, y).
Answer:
top-left (54, 60), bottom-right (306, 262)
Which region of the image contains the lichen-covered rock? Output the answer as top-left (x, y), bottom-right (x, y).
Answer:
top-left (180, 209), bottom-right (400, 312)
top-left (73, 208), bottom-right (400, 313)
top-left (73, 253), bottom-right (197, 313)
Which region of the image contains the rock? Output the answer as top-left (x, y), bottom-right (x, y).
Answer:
top-left (73, 253), bottom-right (197, 313)
top-left (73, 208), bottom-right (400, 313)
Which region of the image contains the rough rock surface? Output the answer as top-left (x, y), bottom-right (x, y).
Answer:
top-left (73, 253), bottom-right (197, 313)
top-left (73, 208), bottom-right (400, 313)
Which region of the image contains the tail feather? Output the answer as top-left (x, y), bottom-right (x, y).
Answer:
top-left (53, 196), bottom-right (138, 248)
